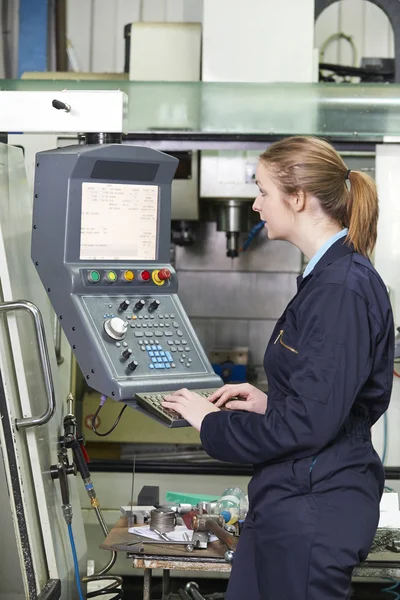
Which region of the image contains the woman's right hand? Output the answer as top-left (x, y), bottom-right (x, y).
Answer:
top-left (207, 383), bottom-right (268, 415)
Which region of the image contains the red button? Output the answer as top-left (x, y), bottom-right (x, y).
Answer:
top-left (158, 269), bottom-right (171, 281)
top-left (140, 270), bottom-right (151, 281)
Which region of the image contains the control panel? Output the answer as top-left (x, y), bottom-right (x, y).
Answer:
top-left (80, 293), bottom-right (209, 381)
top-left (32, 144), bottom-right (222, 412)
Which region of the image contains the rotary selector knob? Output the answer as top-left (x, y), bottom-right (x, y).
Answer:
top-left (135, 299), bottom-right (146, 310)
top-left (150, 300), bottom-right (160, 311)
top-left (119, 299), bottom-right (130, 311)
top-left (122, 348), bottom-right (132, 359)
top-left (104, 317), bottom-right (128, 340)
top-left (128, 360), bottom-right (139, 372)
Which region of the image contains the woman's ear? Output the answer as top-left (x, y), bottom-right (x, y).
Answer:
top-left (291, 190), bottom-right (306, 213)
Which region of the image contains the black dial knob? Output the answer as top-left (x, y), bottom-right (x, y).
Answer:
top-left (122, 348), bottom-right (132, 359)
top-left (119, 299), bottom-right (130, 311)
top-left (128, 360), bottom-right (139, 372)
top-left (150, 300), bottom-right (160, 310)
top-left (135, 299), bottom-right (146, 310)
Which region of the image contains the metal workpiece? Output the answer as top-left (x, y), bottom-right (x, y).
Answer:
top-left (150, 507), bottom-right (176, 533)
top-left (192, 515), bottom-right (237, 562)
top-left (192, 514), bottom-right (225, 531)
top-left (0, 300), bottom-right (56, 429)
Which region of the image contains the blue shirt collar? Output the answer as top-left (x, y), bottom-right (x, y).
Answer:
top-left (303, 228), bottom-right (348, 278)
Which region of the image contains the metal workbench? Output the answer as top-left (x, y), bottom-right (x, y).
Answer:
top-left (102, 518), bottom-right (400, 600)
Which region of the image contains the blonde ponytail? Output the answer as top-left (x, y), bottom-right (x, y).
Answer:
top-left (346, 171), bottom-right (378, 256)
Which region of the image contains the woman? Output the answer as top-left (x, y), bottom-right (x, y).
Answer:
top-left (162, 136), bottom-right (394, 599)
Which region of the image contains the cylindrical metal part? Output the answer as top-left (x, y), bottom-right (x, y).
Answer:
top-left (197, 501), bottom-right (211, 514)
top-left (192, 515), bottom-right (238, 555)
top-left (209, 502), bottom-right (218, 515)
top-left (85, 133), bottom-right (122, 145)
top-left (226, 231), bottom-right (240, 258)
top-left (216, 199), bottom-right (250, 233)
top-left (150, 508), bottom-right (176, 533)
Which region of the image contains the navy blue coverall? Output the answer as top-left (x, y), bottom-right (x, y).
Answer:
top-left (200, 239), bottom-right (394, 600)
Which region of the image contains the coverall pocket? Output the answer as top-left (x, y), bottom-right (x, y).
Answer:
top-left (291, 333), bottom-right (343, 404)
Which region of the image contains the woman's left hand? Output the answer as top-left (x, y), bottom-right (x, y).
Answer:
top-left (162, 389), bottom-right (220, 431)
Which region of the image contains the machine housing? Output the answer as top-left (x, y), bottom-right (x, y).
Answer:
top-left (32, 144), bottom-right (221, 403)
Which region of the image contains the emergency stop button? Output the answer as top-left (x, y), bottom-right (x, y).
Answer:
top-left (152, 268), bottom-right (171, 286)
top-left (158, 269), bottom-right (171, 280)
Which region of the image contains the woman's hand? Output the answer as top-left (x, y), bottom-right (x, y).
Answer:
top-left (162, 388), bottom-right (220, 431)
top-left (207, 383), bottom-right (268, 415)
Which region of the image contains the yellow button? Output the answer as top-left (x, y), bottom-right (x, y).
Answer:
top-left (152, 269), bottom-right (165, 286)
top-left (106, 270), bottom-right (117, 282)
top-left (123, 270), bottom-right (135, 282)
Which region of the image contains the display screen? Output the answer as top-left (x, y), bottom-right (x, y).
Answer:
top-left (80, 182), bottom-right (158, 260)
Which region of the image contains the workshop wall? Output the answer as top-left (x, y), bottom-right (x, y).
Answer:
top-left (66, 0), bottom-right (203, 73)
top-left (66, 0), bottom-right (394, 74)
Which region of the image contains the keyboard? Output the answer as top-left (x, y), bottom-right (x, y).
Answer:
top-left (134, 388), bottom-right (220, 428)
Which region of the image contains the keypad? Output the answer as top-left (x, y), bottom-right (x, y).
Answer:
top-left (93, 297), bottom-right (198, 377)
top-left (144, 345), bottom-right (179, 369)
top-left (135, 388), bottom-right (219, 427)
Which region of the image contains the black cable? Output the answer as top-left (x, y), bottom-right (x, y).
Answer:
top-left (91, 403), bottom-right (127, 437)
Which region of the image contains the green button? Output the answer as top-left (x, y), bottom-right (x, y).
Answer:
top-left (107, 270), bottom-right (117, 282)
top-left (88, 270), bottom-right (100, 283)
